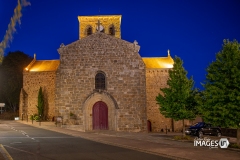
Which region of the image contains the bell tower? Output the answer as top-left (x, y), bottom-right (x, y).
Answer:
top-left (78, 15), bottom-right (121, 39)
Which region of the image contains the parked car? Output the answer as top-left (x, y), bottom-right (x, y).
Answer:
top-left (185, 122), bottom-right (221, 138)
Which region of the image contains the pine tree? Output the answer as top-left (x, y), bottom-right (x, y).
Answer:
top-left (156, 56), bottom-right (196, 136)
top-left (202, 39), bottom-right (240, 145)
top-left (36, 87), bottom-right (44, 120)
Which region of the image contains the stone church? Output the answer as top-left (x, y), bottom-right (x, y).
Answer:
top-left (19, 15), bottom-right (187, 132)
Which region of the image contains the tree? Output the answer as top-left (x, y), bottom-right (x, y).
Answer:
top-left (36, 87), bottom-right (44, 119)
top-left (0, 51), bottom-right (32, 112)
top-left (156, 56), bottom-right (196, 136)
top-left (194, 89), bottom-right (205, 117)
top-left (202, 39), bottom-right (240, 145)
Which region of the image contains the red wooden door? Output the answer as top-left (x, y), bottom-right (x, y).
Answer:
top-left (92, 101), bottom-right (108, 130)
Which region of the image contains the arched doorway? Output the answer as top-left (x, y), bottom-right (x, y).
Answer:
top-left (83, 91), bottom-right (118, 131)
top-left (92, 101), bottom-right (108, 130)
top-left (147, 120), bottom-right (152, 132)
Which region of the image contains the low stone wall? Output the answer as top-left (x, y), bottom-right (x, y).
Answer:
top-left (221, 128), bottom-right (237, 138)
top-left (0, 112), bottom-right (19, 120)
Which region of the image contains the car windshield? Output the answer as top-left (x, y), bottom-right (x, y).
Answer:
top-left (192, 122), bottom-right (204, 127)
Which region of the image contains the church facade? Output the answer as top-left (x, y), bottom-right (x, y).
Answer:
top-left (19, 15), bottom-right (187, 132)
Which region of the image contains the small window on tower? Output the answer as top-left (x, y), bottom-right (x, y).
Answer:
top-left (109, 25), bottom-right (115, 36)
top-left (86, 26), bottom-right (92, 36)
top-left (95, 72), bottom-right (106, 90)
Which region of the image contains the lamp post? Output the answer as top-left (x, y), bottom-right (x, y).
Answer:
top-left (162, 121), bottom-right (167, 134)
top-left (32, 114), bottom-right (33, 124)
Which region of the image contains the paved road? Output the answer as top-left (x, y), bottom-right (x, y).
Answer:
top-left (0, 121), bottom-right (173, 160)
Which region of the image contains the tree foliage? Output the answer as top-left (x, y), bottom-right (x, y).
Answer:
top-left (156, 56), bottom-right (196, 135)
top-left (0, 51), bottom-right (32, 112)
top-left (202, 40), bottom-right (240, 129)
top-left (36, 87), bottom-right (44, 118)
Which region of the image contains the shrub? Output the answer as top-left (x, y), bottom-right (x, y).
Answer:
top-left (30, 114), bottom-right (40, 121)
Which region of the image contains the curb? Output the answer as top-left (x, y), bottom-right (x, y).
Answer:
top-left (0, 144), bottom-right (13, 160)
top-left (16, 122), bottom-right (190, 160)
top-left (38, 128), bottom-right (191, 160)
top-left (15, 121), bottom-right (240, 158)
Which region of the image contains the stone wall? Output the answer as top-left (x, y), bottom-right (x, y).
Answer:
top-left (56, 32), bottom-right (147, 132)
top-left (146, 69), bottom-right (171, 132)
top-left (146, 68), bottom-right (191, 132)
top-left (20, 71), bottom-right (56, 120)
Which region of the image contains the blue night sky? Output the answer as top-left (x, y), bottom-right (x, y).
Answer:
top-left (1, 0), bottom-right (240, 90)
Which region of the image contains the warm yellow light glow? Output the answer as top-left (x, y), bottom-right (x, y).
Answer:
top-left (26, 60), bottom-right (60, 72)
top-left (142, 56), bottom-right (174, 69)
top-left (25, 68), bottom-right (28, 71)
top-left (78, 15), bottom-right (122, 39)
top-left (164, 63), bottom-right (174, 68)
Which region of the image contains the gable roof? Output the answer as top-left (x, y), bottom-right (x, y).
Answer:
top-left (60, 32), bottom-right (136, 48)
top-left (25, 32), bottom-right (173, 71)
top-left (142, 56), bottom-right (174, 69)
top-left (58, 32), bottom-right (141, 56)
top-left (25, 60), bottom-right (60, 72)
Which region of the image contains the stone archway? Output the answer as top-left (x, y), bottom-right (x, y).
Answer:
top-left (83, 91), bottom-right (117, 131)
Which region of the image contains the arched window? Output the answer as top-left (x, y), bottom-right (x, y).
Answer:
top-left (109, 25), bottom-right (115, 36)
top-left (95, 72), bottom-right (106, 90)
top-left (86, 26), bottom-right (92, 36)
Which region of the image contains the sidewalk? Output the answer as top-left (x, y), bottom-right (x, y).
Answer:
top-left (3, 121), bottom-right (240, 160)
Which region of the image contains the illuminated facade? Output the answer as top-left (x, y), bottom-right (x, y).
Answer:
top-left (78, 15), bottom-right (121, 39)
top-left (19, 15), bottom-right (187, 133)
